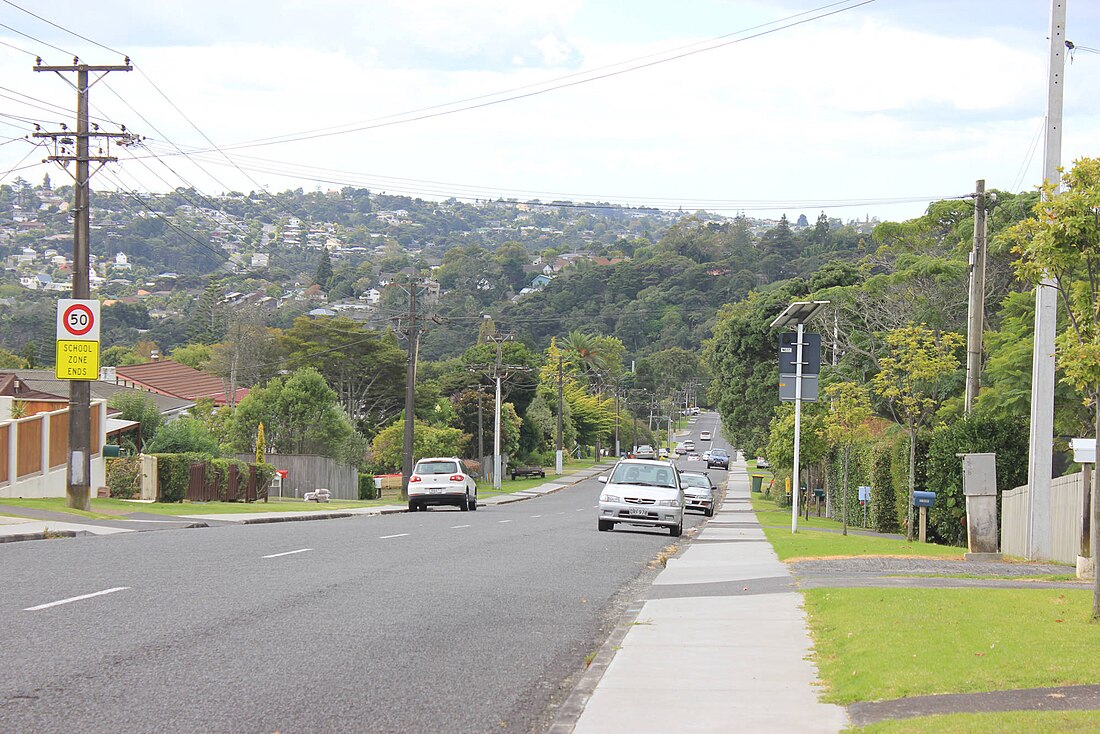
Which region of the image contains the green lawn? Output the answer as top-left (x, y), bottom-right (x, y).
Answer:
top-left (853, 711), bottom-right (1100, 734)
top-left (752, 494), bottom-right (961, 560)
top-left (805, 587), bottom-right (1100, 705)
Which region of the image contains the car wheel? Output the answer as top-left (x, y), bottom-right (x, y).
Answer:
top-left (598, 518), bottom-right (613, 532)
top-left (705, 508), bottom-right (714, 518)
top-left (408, 501), bottom-right (418, 512)
top-left (470, 494), bottom-right (477, 511)
top-left (460, 494), bottom-right (470, 511)
top-left (670, 520), bottom-right (683, 537)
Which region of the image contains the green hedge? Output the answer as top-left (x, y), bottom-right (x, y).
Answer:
top-left (153, 453), bottom-right (269, 503)
top-left (153, 452), bottom-right (209, 503)
top-left (105, 456), bottom-right (142, 499)
top-left (924, 414), bottom-right (1028, 545)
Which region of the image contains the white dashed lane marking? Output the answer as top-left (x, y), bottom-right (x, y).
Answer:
top-left (25, 587), bottom-right (130, 611)
top-left (451, 524), bottom-right (471, 529)
top-left (380, 533), bottom-right (410, 539)
top-left (498, 520), bottom-right (512, 524)
top-left (262, 548), bottom-right (314, 559)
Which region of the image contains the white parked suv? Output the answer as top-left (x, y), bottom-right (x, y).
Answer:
top-left (597, 459), bottom-right (684, 536)
top-left (408, 457), bottom-right (477, 512)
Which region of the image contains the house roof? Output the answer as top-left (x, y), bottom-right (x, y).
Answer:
top-left (112, 360), bottom-right (248, 406)
top-left (9, 370), bottom-right (196, 415)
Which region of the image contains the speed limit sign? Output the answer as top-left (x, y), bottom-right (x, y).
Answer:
top-left (56, 299), bottom-right (101, 341)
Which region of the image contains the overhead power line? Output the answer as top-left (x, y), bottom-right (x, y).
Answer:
top-left (146, 0), bottom-right (880, 154)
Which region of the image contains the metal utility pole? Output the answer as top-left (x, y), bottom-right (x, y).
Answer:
top-left (399, 281), bottom-right (420, 501)
top-left (556, 354), bottom-right (564, 475)
top-left (33, 58), bottom-right (133, 511)
top-left (1027, 0), bottom-right (1067, 560)
top-left (964, 180), bottom-right (989, 415)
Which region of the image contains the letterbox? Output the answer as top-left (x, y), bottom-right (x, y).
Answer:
top-left (912, 491), bottom-right (936, 508)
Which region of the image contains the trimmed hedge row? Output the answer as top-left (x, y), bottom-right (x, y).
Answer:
top-left (152, 453), bottom-right (275, 503)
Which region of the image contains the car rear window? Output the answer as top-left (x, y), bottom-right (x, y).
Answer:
top-left (680, 474), bottom-right (710, 488)
top-left (610, 463), bottom-right (676, 488)
top-left (416, 460), bottom-right (459, 475)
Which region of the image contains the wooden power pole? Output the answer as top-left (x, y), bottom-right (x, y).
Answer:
top-left (399, 280), bottom-right (420, 501)
top-left (964, 179), bottom-right (988, 414)
top-left (33, 58), bottom-right (133, 510)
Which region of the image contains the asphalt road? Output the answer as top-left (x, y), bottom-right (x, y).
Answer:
top-left (0, 413), bottom-right (727, 734)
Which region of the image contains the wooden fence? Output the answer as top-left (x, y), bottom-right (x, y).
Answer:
top-left (185, 462), bottom-right (263, 503)
top-left (238, 453), bottom-right (357, 500)
top-left (1001, 471), bottom-right (1085, 564)
top-left (1, 401), bottom-right (105, 496)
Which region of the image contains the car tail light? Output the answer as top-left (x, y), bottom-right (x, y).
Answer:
top-left (450, 474), bottom-right (464, 481)
top-left (410, 475), bottom-right (422, 482)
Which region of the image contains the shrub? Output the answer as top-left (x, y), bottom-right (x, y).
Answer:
top-left (359, 473), bottom-right (377, 500)
top-left (254, 463), bottom-right (276, 500)
top-left (105, 456), bottom-right (142, 499)
top-left (870, 439), bottom-right (899, 532)
top-left (146, 416), bottom-right (221, 456)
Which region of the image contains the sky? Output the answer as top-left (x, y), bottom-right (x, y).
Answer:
top-left (2, 0), bottom-right (1099, 223)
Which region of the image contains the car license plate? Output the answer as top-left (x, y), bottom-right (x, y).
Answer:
top-left (628, 508), bottom-right (649, 517)
top-left (429, 488), bottom-right (444, 494)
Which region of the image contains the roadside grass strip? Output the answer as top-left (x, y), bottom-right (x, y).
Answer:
top-left (803, 588), bottom-right (1100, 706)
top-left (762, 525), bottom-right (962, 561)
top-left (851, 710), bottom-right (1100, 733)
top-left (2, 496), bottom-right (391, 517)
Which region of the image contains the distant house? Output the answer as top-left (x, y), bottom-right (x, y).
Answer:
top-left (112, 359), bottom-right (248, 407)
top-left (530, 273), bottom-right (552, 289)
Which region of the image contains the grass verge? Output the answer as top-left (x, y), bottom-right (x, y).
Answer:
top-left (0, 496), bottom-right (392, 517)
top-left (804, 587), bottom-right (1100, 705)
top-left (762, 525), bottom-right (961, 561)
top-left (752, 493), bottom-right (960, 560)
top-left (853, 710), bottom-right (1100, 733)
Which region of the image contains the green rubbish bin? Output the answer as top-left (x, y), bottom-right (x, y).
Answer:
top-left (750, 474), bottom-right (763, 493)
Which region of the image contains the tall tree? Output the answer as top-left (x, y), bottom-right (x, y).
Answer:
top-left (823, 381), bottom-right (872, 535)
top-left (315, 248), bottom-right (334, 291)
top-left (871, 324), bottom-right (963, 540)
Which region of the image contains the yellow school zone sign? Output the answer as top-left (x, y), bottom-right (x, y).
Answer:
top-left (55, 340), bottom-right (100, 381)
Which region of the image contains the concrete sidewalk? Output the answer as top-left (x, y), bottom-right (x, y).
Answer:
top-left (564, 462), bottom-right (848, 733)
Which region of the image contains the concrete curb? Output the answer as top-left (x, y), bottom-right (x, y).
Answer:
top-left (240, 512), bottom-right (355, 525)
top-left (0, 529), bottom-right (86, 543)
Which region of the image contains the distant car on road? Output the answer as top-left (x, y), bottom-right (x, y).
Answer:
top-left (708, 448), bottom-right (730, 470)
top-left (755, 457), bottom-right (770, 469)
top-left (634, 444), bottom-right (657, 460)
top-left (678, 440), bottom-right (695, 455)
top-left (597, 459), bottom-right (684, 536)
top-left (408, 457), bottom-right (478, 512)
top-left (700, 430), bottom-right (712, 441)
